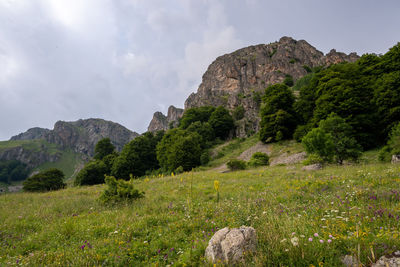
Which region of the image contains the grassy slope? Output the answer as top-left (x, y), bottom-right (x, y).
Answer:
top-left (0, 140), bottom-right (83, 180)
top-left (1, 159), bottom-right (400, 266)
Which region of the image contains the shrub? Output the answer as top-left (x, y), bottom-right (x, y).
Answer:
top-left (175, 166), bottom-right (184, 174)
top-left (100, 175), bottom-right (144, 204)
top-left (302, 128), bottom-right (334, 163)
top-left (233, 106), bottom-right (245, 120)
top-left (284, 74), bottom-right (294, 87)
top-left (227, 159), bottom-right (247, 171)
top-left (248, 152), bottom-right (269, 167)
top-left (74, 160), bottom-right (108, 186)
top-left (23, 168), bottom-right (65, 192)
top-left (379, 122), bottom-right (400, 161)
top-left (302, 154), bottom-right (324, 165)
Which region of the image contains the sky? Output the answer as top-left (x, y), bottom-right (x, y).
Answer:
top-left (0, 0), bottom-right (399, 140)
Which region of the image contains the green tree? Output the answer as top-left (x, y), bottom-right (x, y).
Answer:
top-left (94, 138), bottom-right (116, 160)
top-left (112, 132), bottom-right (163, 180)
top-left (156, 129), bottom-right (202, 172)
top-left (179, 106), bottom-right (216, 129)
top-left (186, 121), bottom-right (215, 148)
top-left (319, 113), bottom-right (362, 164)
top-left (208, 106), bottom-right (235, 140)
top-left (74, 160), bottom-right (108, 186)
top-left (0, 160), bottom-right (30, 184)
top-left (259, 84), bottom-right (296, 143)
top-left (380, 122), bottom-right (400, 161)
top-left (23, 168), bottom-right (65, 192)
top-left (302, 128), bottom-right (334, 163)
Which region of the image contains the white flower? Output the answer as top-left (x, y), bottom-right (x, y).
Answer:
top-left (291, 237), bottom-right (299, 246)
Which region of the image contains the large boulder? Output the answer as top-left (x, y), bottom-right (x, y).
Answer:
top-left (392, 155), bottom-right (400, 164)
top-left (205, 226), bottom-right (257, 264)
top-left (372, 251), bottom-right (400, 267)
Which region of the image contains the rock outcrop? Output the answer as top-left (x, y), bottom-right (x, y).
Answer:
top-left (372, 251), bottom-right (400, 267)
top-left (205, 226), bottom-right (257, 264)
top-left (184, 36), bottom-right (358, 137)
top-left (0, 144), bottom-right (61, 169)
top-left (147, 105), bottom-right (184, 132)
top-left (9, 118), bottom-right (139, 157)
top-left (10, 127), bottom-right (50, 141)
top-left (392, 155), bottom-right (400, 164)
top-left (44, 119), bottom-right (139, 156)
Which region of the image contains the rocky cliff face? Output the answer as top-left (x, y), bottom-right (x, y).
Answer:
top-left (184, 36), bottom-right (359, 136)
top-left (148, 105), bottom-right (184, 132)
top-left (10, 127), bottom-right (51, 141)
top-left (0, 145), bottom-right (60, 169)
top-left (11, 118), bottom-right (139, 157)
top-left (47, 119), bottom-right (139, 156)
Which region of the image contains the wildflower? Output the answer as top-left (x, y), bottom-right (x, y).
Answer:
top-left (308, 238), bottom-right (313, 242)
top-left (327, 239), bottom-right (332, 243)
top-left (291, 237), bottom-right (299, 246)
top-left (214, 180), bottom-right (220, 192)
top-left (314, 233), bottom-right (319, 237)
top-left (319, 240), bottom-right (324, 243)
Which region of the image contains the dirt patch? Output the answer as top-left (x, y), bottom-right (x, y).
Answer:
top-left (270, 152), bottom-right (306, 166)
top-left (237, 142), bottom-right (271, 161)
top-left (8, 185), bottom-right (23, 193)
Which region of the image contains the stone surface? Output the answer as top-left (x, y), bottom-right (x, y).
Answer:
top-left (372, 251), bottom-right (400, 267)
top-left (184, 36), bottom-right (358, 137)
top-left (205, 226), bottom-right (257, 264)
top-left (147, 105), bottom-right (184, 132)
top-left (341, 255), bottom-right (359, 267)
top-left (302, 163), bottom-right (323, 171)
top-left (392, 155), bottom-right (400, 164)
top-left (10, 127), bottom-right (50, 141)
top-left (45, 118), bottom-right (139, 156)
top-left (0, 145), bottom-right (61, 169)
top-left (270, 152), bottom-right (307, 166)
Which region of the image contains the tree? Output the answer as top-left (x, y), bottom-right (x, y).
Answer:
top-left (156, 129), bottom-right (202, 172)
top-left (379, 122), bottom-right (400, 161)
top-left (208, 106), bottom-right (235, 140)
top-left (179, 106), bottom-right (216, 129)
top-left (302, 114), bottom-right (362, 164)
top-left (186, 121), bottom-right (215, 148)
top-left (74, 160), bottom-right (108, 186)
top-left (111, 132), bottom-right (162, 179)
top-left (23, 168), bottom-right (65, 192)
top-left (319, 113), bottom-right (362, 164)
top-left (0, 160), bottom-right (30, 184)
top-left (94, 138), bottom-right (116, 160)
top-left (302, 128), bottom-right (334, 163)
top-left (259, 84), bottom-right (296, 143)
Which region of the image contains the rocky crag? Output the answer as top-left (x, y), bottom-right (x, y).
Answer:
top-left (1, 119), bottom-right (139, 170)
top-left (148, 105), bottom-right (184, 132)
top-left (148, 36), bottom-right (359, 136)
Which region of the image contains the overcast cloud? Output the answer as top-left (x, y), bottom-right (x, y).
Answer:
top-left (0, 0), bottom-right (399, 140)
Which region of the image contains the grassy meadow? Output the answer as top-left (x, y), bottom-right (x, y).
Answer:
top-left (1, 160), bottom-right (400, 266)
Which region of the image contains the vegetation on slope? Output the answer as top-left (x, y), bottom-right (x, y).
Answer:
top-left (1, 161), bottom-right (399, 266)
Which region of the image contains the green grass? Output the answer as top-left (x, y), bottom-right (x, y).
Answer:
top-left (204, 135), bottom-right (259, 168)
top-left (0, 139), bottom-right (61, 155)
top-left (34, 150), bottom-right (84, 180)
top-left (1, 159), bottom-right (400, 266)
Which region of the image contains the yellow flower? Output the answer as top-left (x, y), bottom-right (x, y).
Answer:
top-left (214, 180), bottom-right (220, 192)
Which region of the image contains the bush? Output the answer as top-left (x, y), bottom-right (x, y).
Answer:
top-left (379, 122), bottom-right (400, 161)
top-left (302, 154), bottom-right (324, 165)
top-left (100, 175), bottom-right (144, 204)
top-left (227, 159), bottom-right (247, 171)
top-left (248, 152), bottom-right (269, 167)
top-left (302, 128), bottom-right (334, 163)
top-left (23, 168), bottom-right (65, 192)
top-left (74, 160), bottom-right (108, 186)
top-left (233, 106), bottom-right (245, 120)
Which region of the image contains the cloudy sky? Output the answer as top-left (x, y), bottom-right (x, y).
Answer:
top-left (0, 0), bottom-right (399, 140)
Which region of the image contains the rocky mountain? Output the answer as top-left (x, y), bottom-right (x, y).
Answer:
top-left (10, 127), bottom-right (51, 141)
top-left (148, 105), bottom-right (184, 132)
top-left (148, 36), bottom-right (359, 136)
top-left (11, 118), bottom-right (139, 157)
top-left (0, 119), bottom-right (139, 176)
